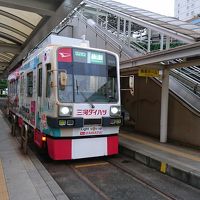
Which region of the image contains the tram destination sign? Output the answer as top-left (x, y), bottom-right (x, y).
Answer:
top-left (73, 49), bottom-right (105, 65)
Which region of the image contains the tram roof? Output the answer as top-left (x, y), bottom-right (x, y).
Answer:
top-left (0, 0), bottom-right (82, 78)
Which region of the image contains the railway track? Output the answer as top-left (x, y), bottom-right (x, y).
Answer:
top-left (106, 158), bottom-right (178, 200)
top-left (2, 110), bottom-right (199, 200)
top-left (70, 158), bottom-right (178, 200)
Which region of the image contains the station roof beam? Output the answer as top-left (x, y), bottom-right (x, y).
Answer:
top-left (0, 0), bottom-right (64, 16)
top-left (120, 41), bottom-right (200, 71)
top-left (0, 0), bottom-right (82, 77)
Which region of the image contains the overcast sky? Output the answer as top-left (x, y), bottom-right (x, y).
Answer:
top-left (114, 0), bottom-right (175, 17)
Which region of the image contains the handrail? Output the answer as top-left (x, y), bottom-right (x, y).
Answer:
top-left (170, 69), bottom-right (200, 96)
top-left (75, 11), bottom-right (132, 59)
top-left (176, 67), bottom-right (200, 82)
top-left (97, 16), bottom-right (147, 54)
top-left (154, 76), bottom-right (200, 116)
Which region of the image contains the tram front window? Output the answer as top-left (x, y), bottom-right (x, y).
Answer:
top-left (74, 74), bottom-right (117, 103)
top-left (58, 49), bottom-right (119, 103)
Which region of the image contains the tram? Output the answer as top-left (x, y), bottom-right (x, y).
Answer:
top-left (7, 35), bottom-right (122, 160)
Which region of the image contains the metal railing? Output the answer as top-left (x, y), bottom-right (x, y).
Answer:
top-left (74, 11), bottom-right (132, 59)
top-left (170, 68), bottom-right (200, 97)
top-left (96, 17), bottom-right (147, 54)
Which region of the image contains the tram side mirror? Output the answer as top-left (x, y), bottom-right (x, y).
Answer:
top-left (60, 72), bottom-right (68, 87)
top-left (120, 75), bottom-right (134, 96)
top-left (129, 75), bottom-right (134, 96)
top-left (129, 75), bottom-right (134, 89)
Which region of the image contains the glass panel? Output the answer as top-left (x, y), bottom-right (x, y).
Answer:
top-left (126, 8), bottom-right (141, 11)
top-left (0, 58), bottom-right (8, 62)
top-left (73, 64), bottom-right (118, 103)
top-left (0, 15), bottom-right (32, 35)
top-left (161, 24), bottom-right (179, 29)
top-left (0, 38), bottom-right (15, 44)
top-left (120, 5), bottom-right (132, 9)
top-left (0, 27), bottom-right (26, 42)
top-left (58, 71), bottom-right (73, 103)
top-left (0, 53), bottom-right (12, 61)
top-left (171, 28), bottom-right (193, 35)
top-left (157, 17), bottom-right (175, 22)
top-left (6, 53), bottom-right (15, 57)
top-left (139, 16), bottom-right (154, 21)
top-left (168, 21), bottom-right (188, 26)
top-left (38, 68), bottom-right (42, 97)
top-left (58, 50), bottom-right (119, 103)
top-left (0, 6), bottom-right (42, 26)
top-left (149, 21), bottom-right (165, 25)
top-left (0, 54), bottom-right (10, 62)
top-left (93, 0), bottom-right (200, 40)
top-left (180, 24), bottom-right (200, 29)
top-left (142, 12), bottom-right (158, 16)
top-left (46, 64), bottom-right (51, 98)
top-left (20, 74), bottom-right (25, 97)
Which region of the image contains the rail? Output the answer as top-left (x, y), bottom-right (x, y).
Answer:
top-left (176, 67), bottom-right (200, 82)
top-left (171, 68), bottom-right (200, 97)
top-left (154, 75), bottom-right (200, 116)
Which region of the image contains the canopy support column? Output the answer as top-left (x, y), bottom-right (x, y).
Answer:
top-left (147, 29), bottom-right (151, 52)
top-left (166, 36), bottom-right (170, 50)
top-left (128, 21), bottom-right (131, 47)
top-left (160, 68), bottom-right (169, 143)
top-left (123, 19), bottom-right (126, 33)
top-left (160, 34), bottom-right (164, 50)
top-left (105, 14), bottom-right (108, 30)
top-left (117, 17), bottom-right (120, 38)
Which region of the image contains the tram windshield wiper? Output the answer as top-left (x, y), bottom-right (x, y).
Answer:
top-left (75, 80), bottom-right (95, 108)
top-left (80, 91), bottom-right (95, 108)
top-left (76, 80), bottom-right (79, 94)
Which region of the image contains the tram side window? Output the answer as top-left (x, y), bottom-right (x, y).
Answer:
top-left (46, 64), bottom-right (51, 98)
top-left (15, 79), bottom-right (18, 95)
top-left (38, 68), bottom-right (42, 97)
top-left (10, 81), bottom-right (16, 96)
top-left (27, 72), bottom-right (33, 97)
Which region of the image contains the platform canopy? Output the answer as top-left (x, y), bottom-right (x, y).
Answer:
top-left (120, 41), bottom-right (200, 73)
top-left (0, 0), bottom-right (82, 78)
top-left (85, 0), bottom-right (200, 42)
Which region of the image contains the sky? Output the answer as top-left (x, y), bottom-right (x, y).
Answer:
top-left (114, 0), bottom-right (175, 17)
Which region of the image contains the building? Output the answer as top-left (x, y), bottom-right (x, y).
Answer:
top-left (175, 0), bottom-right (200, 21)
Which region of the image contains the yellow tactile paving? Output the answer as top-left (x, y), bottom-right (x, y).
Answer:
top-left (160, 162), bottom-right (167, 173)
top-left (120, 133), bottom-right (200, 162)
top-left (0, 160), bottom-right (9, 200)
top-left (75, 162), bottom-right (109, 168)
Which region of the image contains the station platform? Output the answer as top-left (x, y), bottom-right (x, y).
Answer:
top-left (1, 105), bottom-right (200, 199)
top-left (0, 110), bottom-right (69, 200)
top-left (119, 130), bottom-right (200, 189)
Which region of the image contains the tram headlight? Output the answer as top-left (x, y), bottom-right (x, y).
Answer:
top-left (110, 106), bottom-right (121, 116)
top-left (59, 106), bottom-right (72, 116)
